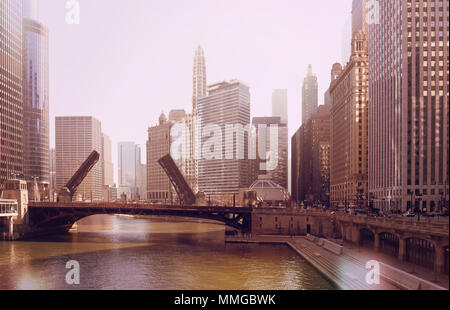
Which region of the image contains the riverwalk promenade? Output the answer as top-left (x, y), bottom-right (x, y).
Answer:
top-left (225, 235), bottom-right (448, 290)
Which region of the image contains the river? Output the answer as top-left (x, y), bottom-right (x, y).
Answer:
top-left (0, 215), bottom-right (335, 290)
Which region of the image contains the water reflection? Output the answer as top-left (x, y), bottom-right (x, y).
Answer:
top-left (0, 215), bottom-right (335, 290)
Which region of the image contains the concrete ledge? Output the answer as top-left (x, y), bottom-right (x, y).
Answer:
top-left (287, 241), bottom-right (346, 290)
top-left (379, 262), bottom-right (447, 290)
top-left (322, 239), bottom-right (343, 255)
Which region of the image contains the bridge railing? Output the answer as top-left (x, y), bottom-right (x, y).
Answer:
top-left (336, 214), bottom-right (449, 234)
top-left (27, 202), bottom-right (253, 213)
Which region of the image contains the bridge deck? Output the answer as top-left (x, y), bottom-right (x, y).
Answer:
top-left (27, 202), bottom-right (253, 233)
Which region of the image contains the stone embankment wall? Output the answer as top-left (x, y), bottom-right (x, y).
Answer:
top-left (251, 208), bottom-right (337, 238)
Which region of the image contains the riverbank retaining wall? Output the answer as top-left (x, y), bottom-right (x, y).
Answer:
top-left (251, 208), bottom-right (337, 238)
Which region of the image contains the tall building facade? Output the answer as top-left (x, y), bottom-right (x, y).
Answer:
top-left (311, 106), bottom-right (332, 205)
top-left (291, 126), bottom-right (305, 203)
top-left (147, 112), bottom-right (183, 201)
top-left (324, 89), bottom-right (331, 106)
top-left (22, 1), bottom-right (50, 200)
top-left (182, 46), bottom-right (208, 194)
top-left (251, 117), bottom-right (288, 189)
top-left (102, 133), bottom-right (114, 187)
top-left (23, 0), bottom-right (39, 21)
top-left (181, 113), bottom-right (198, 193)
top-left (330, 30), bottom-right (369, 209)
top-left (192, 46), bottom-right (207, 114)
top-left (136, 163), bottom-right (146, 200)
top-left (302, 65), bottom-right (318, 124)
top-left (169, 109), bottom-right (199, 193)
top-left (0, 0), bottom-right (23, 183)
top-left (341, 15), bottom-right (353, 68)
top-left (324, 64), bottom-right (344, 106)
top-left (118, 142), bottom-right (141, 199)
top-left (272, 89), bottom-right (288, 125)
top-left (291, 105), bottom-right (331, 204)
top-left (369, 0), bottom-right (449, 212)
top-left (352, 0), bottom-right (369, 35)
top-left (197, 80), bottom-right (251, 201)
top-left (55, 116), bottom-right (103, 201)
top-left (331, 63), bottom-right (344, 81)
top-left (50, 148), bottom-right (56, 201)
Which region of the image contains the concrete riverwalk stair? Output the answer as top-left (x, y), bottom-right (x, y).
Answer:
top-left (225, 235), bottom-right (448, 290)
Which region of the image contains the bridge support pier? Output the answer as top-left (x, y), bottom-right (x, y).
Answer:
top-left (434, 245), bottom-right (445, 275)
top-left (343, 225), bottom-right (352, 242)
top-left (398, 238), bottom-right (406, 261)
top-left (374, 232), bottom-right (380, 252)
top-left (351, 226), bottom-right (360, 245)
top-left (7, 217), bottom-right (14, 240)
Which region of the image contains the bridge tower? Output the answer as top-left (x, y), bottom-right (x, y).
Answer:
top-left (1, 179), bottom-right (29, 225)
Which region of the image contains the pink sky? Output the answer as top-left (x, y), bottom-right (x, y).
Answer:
top-left (39, 0), bottom-right (353, 183)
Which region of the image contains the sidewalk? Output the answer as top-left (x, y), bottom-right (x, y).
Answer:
top-left (339, 240), bottom-right (449, 289)
top-left (226, 235), bottom-right (448, 290)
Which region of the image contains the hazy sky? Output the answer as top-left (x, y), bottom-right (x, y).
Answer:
top-left (38, 0), bottom-right (353, 183)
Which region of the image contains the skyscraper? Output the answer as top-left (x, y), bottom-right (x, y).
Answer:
top-left (341, 15), bottom-right (352, 65)
top-left (352, 0), bottom-right (368, 35)
top-left (147, 111), bottom-right (185, 201)
top-left (324, 64), bottom-right (343, 107)
top-left (192, 46), bottom-right (207, 114)
top-left (291, 126), bottom-right (305, 203)
top-left (369, 0), bottom-right (449, 212)
top-left (136, 162), bottom-right (146, 201)
top-left (0, 0), bottom-right (23, 183)
top-left (182, 46), bottom-right (208, 194)
top-left (251, 117), bottom-right (288, 190)
top-left (23, 0), bottom-right (38, 20)
top-left (302, 65), bottom-right (318, 125)
top-left (312, 107), bottom-right (332, 206)
top-left (118, 142), bottom-right (141, 200)
top-left (55, 116), bottom-right (103, 201)
top-left (102, 133), bottom-right (114, 187)
top-left (22, 0), bottom-right (50, 200)
top-left (181, 113), bottom-right (199, 193)
top-left (324, 89), bottom-right (331, 106)
top-left (270, 89), bottom-right (289, 190)
top-left (50, 148), bottom-right (56, 201)
top-left (330, 31), bottom-right (369, 209)
top-left (198, 80), bottom-right (251, 201)
top-left (292, 105), bottom-right (331, 204)
top-left (272, 89), bottom-right (288, 125)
